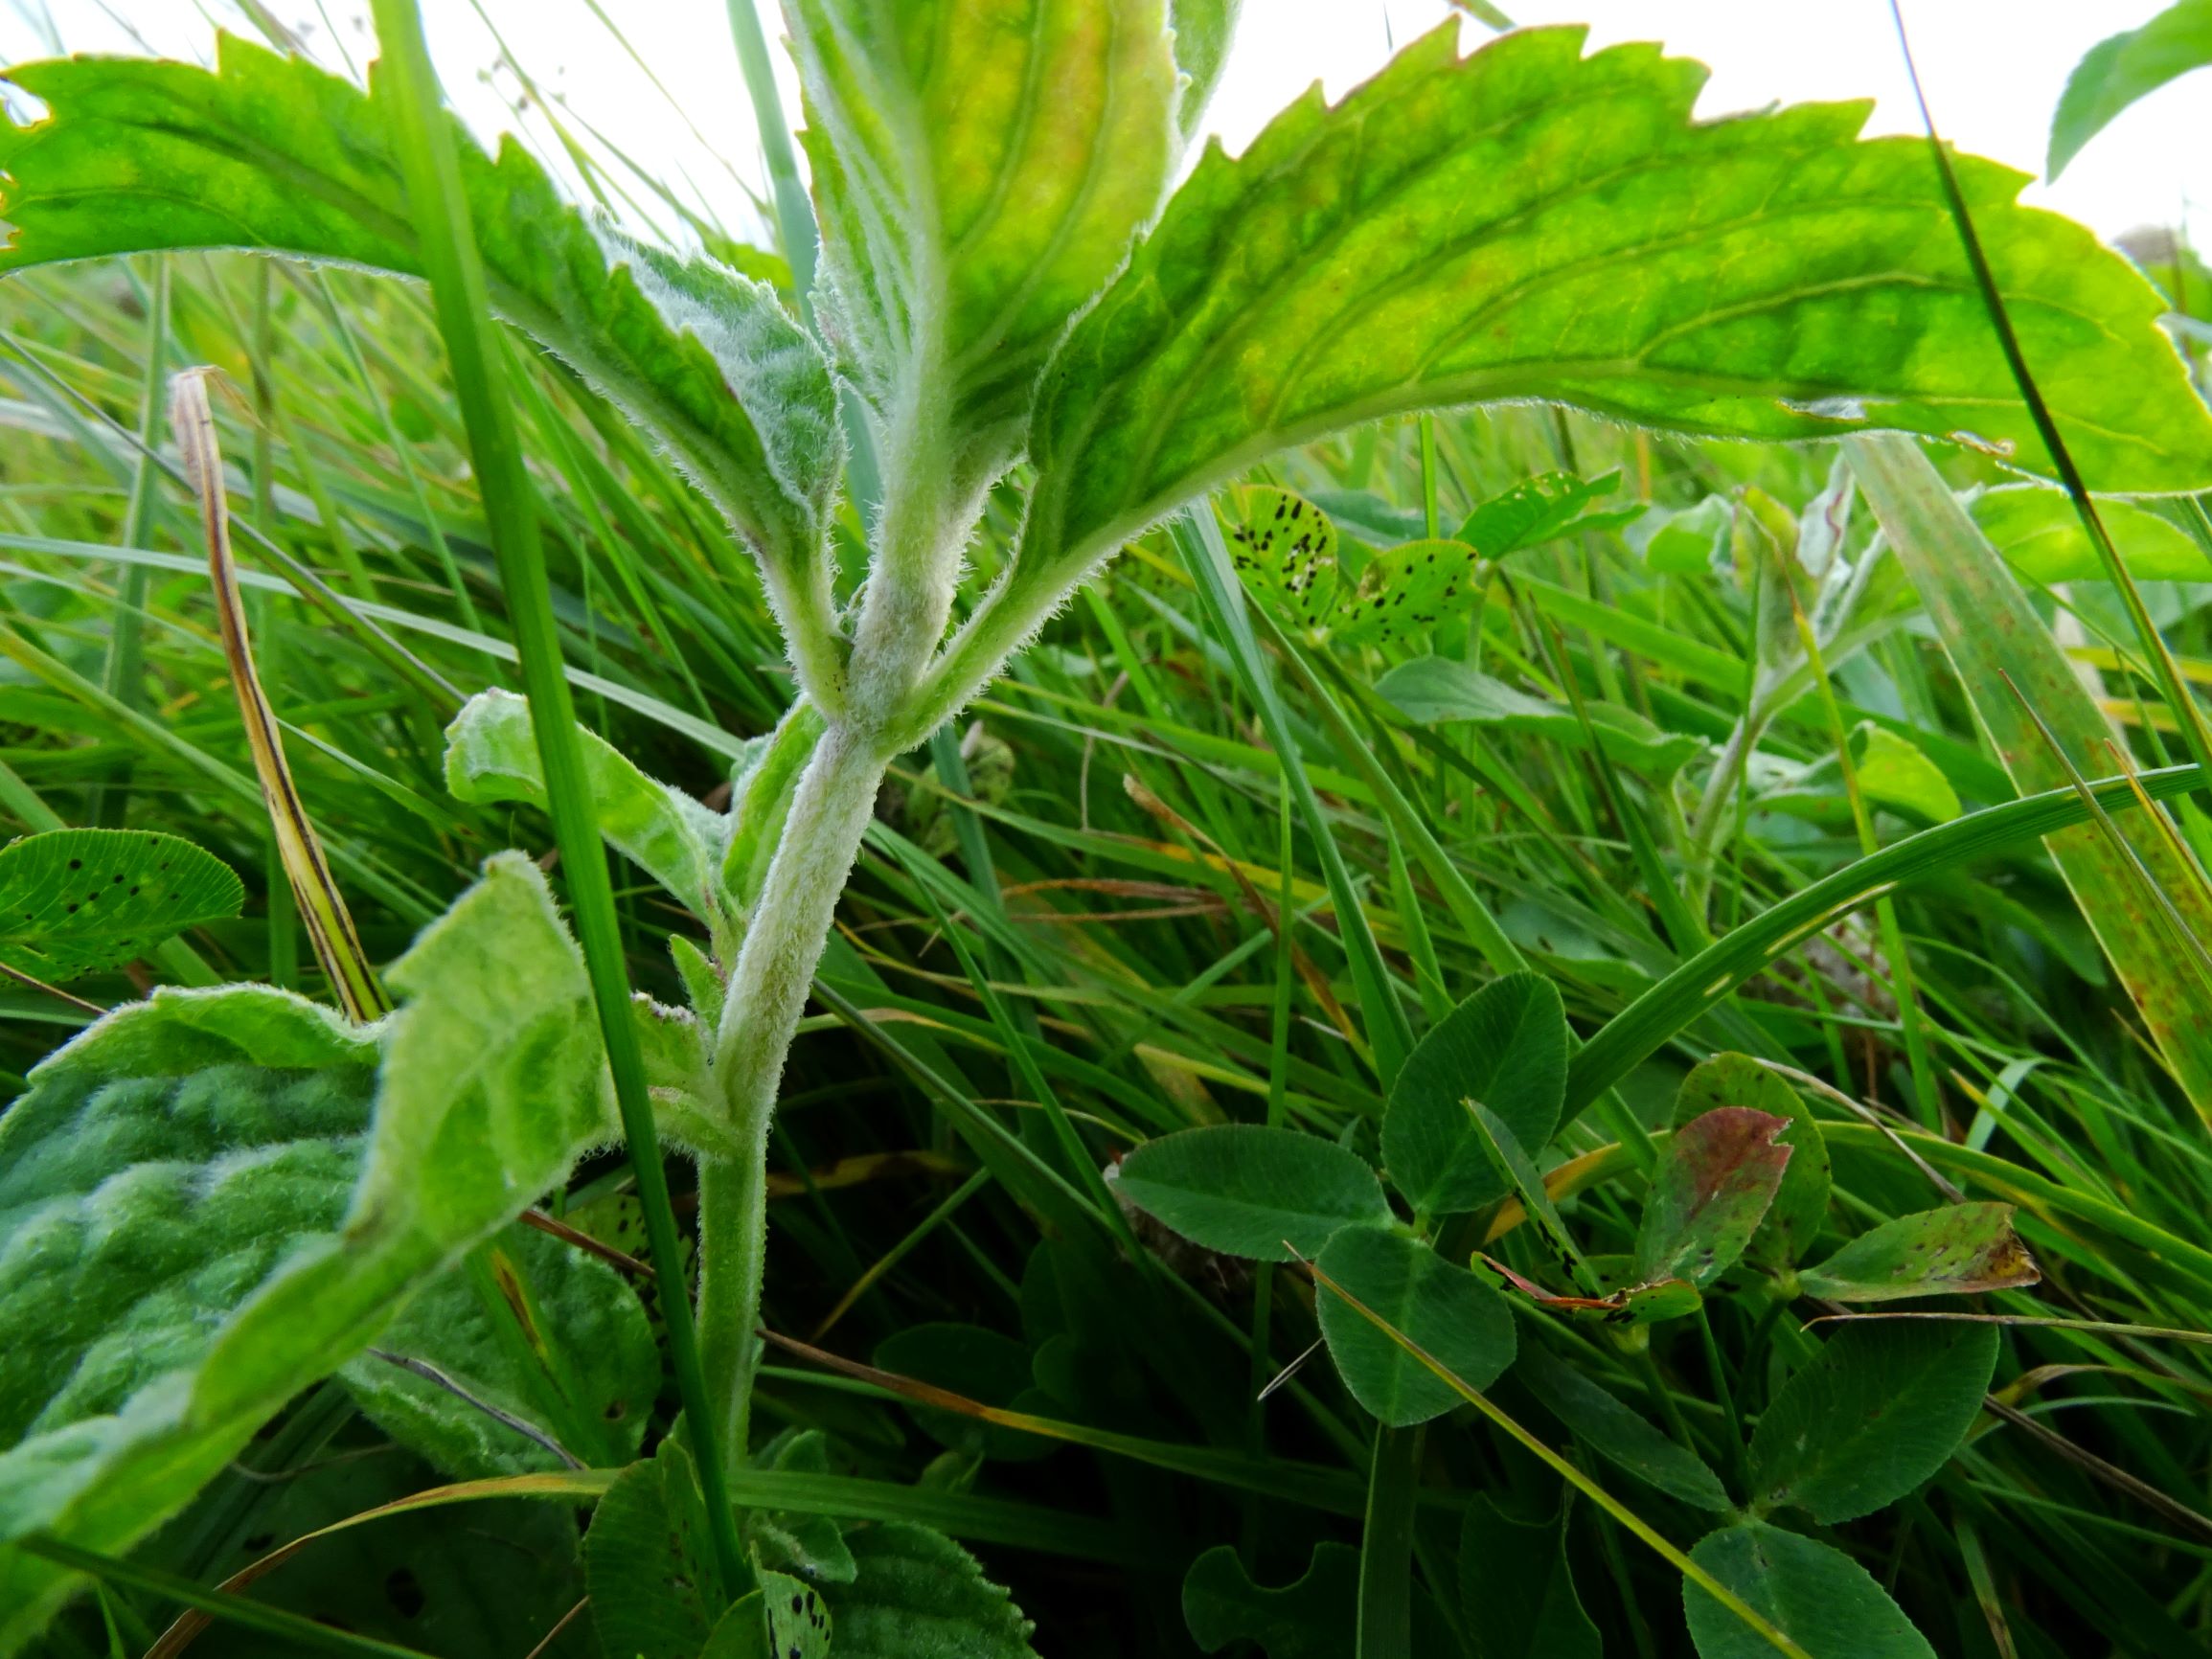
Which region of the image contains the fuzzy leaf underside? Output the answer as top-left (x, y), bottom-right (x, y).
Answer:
top-left (788, 0), bottom-right (1178, 452)
top-left (0, 828), bottom-right (242, 982)
top-left (0, 37), bottom-right (840, 584)
top-left (0, 855), bottom-right (612, 1652)
top-left (1018, 20), bottom-right (2212, 588)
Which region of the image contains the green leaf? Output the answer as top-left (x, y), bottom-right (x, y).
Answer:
top-left (1457, 1496), bottom-right (1601, 1659)
top-left (699, 1582), bottom-right (832, 1659)
top-left (1633, 1107), bottom-right (1791, 1289)
top-left (1850, 725), bottom-right (1962, 824)
top-left (0, 828), bottom-right (241, 983)
top-left (1378, 657), bottom-right (1703, 775)
top-left (1456, 469), bottom-right (1639, 558)
top-left (745, 1430), bottom-right (857, 1586)
top-left (1798, 1202), bottom-right (2041, 1303)
top-left (0, 853), bottom-right (612, 1649)
top-left (1683, 1520), bottom-right (1935, 1659)
top-left (1313, 1225), bottom-right (1515, 1426)
top-left (787, 0), bottom-right (1178, 458)
top-left (632, 990), bottom-right (740, 1162)
top-left (1852, 433), bottom-right (2212, 1121)
top-left (1746, 1320), bottom-right (1998, 1523)
top-left (2049, 0), bottom-right (2212, 176)
top-left (1183, 1541), bottom-right (1357, 1659)
top-left (820, 1522), bottom-right (1040, 1659)
top-left (0, 36), bottom-right (842, 617)
top-left (585, 1440), bottom-right (732, 1659)
top-left (1222, 486), bottom-right (1340, 637)
top-left (873, 1324), bottom-right (1052, 1462)
top-left (1332, 540), bottom-right (1484, 647)
top-left (1113, 1123), bottom-right (1391, 1261)
top-left (1973, 482), bottom-right (2206, 583)
top-left (1673, 1056), bottom-right (1829, 1271)
top-left (1515, 1344), bottom-right (1731, 1511)
top-left (1382, 972), bottom-right (1566, 1217)
top-left (445, 690), bottom-right (728, 929)
top-left (1017, 20), bottom-right (2212, 599)
top-left (339, 1221), bottom-right (657, 1478)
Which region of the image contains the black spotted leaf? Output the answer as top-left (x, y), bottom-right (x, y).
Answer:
top-left (821, 1522), bottom-right (1040, 1659)
top-left (0, 853), bottom-right (614, 1648)
top-left (0, 828), bottom-right (241, 982)
top-left (1221, 486), bottom-right (1340, 636)
top-left (1183, 1541), bottom-right (1356, 1659)
top-left (1746, 1320), bottom-right (1998, 1524)
top-left (1684, 1520), bottom-right (1935, 1659)
top-left (1332, 539), bottom-right (1483, 647)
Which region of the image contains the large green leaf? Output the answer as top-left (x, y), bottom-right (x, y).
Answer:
top-left (1113, 1123), bottom-right (1391, 1261)
top-left (1457, 1496), bottom-right (1601, 1659)
top-left (1683, 1521), bottom-right (1934, 1659)
top-left (0, 36), bottom-right (843, 625)
top-left (0, 853), bottom-right (613, 1651)
top-left (339, 1220), bottom-right (657, 1478)
top-left (1381, 972), bottom-right (1566, 1219)
top-left (1313, 1225), bottom-right (1515, 1426)
top-left (786, 0), bottom-right (1178, 461)
top-left (445, 689), bottom-right (730, 931)
top-left (1850, 433), bottom-right (2212, 1119)
top-left (1746, 1321), bottom-right (1998, 1524)
top-left (585, 1440), bottom-right (733, 1659)
top-left (1973, 482), bottom-right (2206, 583)
top-left (1013, 19), bottom-right (2212, 604)
top-left (2049, 0), bottom-right (2212, 177)
top-left (0, 828), bottom-right (242, 983)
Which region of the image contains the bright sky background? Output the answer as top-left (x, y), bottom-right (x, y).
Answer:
top-left (2, 2), bottom-right (2201, 251)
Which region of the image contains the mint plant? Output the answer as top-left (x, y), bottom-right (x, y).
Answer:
top-left (3, 3), bottom-right (2212, 1655)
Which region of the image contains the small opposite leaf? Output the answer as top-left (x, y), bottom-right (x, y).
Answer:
top-left (1632, 1107), bottom-right (1791, 1289)
top-left (0, 829), bottom-right (241, 983)
top-left (1113, 1124), bottom-right (1391, 1261)
top-left (1798, 1203), bottom-right (2040, 1303)
top-left (1673, 1056), bottom-right (1829, 1270)
top-left (1684, 1521), bottom-right (1935, 1659)
top-left (1383, 972), bottom-right (1567, 1216)
top-left (1747, 1320), bottom-right (1998, 1524)
top-left (821, 1522), bottom-right (1039, 1659)
top-left (1314, 1225), bottom-right (1516, 1426)
top-left (1516, 1344), bottom-right (1731, 1511)
top-left (1183, 1541), bottom-right (1356, 1659)
top-left (445, 690), bottom-right (729, 929)
top-left (1457, 1495), bottom-right (1602, 1659)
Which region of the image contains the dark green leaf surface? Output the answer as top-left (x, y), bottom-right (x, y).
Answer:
top-left (585, 1441), bottom-right (730, 1659)
top-left (1457, 1496), bottom-right (1602, 1659)
top-left (1113, 1123), bottom-right (1391, 1261)
top-left (1684, 1521), bottom-right (1935, 1659)
top-left (1314, 1225), bottom-right (1515, 1426)
top-left (1633, 1107), bottom-right (1790, 1288)
top-left (873, 1323), bottom-right (1052, 1462)
top-left (340, 1221), bottom-right (657, 1478)
top-left (1183, 1541), bottom-right (1356, 1659)
top-left (787, 0), bottom-right (1178, 457)
top-left (0, 37), bottom-right (842, 606)
top-left (1516, 1344), bottom-right (1731, 1511)
top-left (0, 828), bottom-right (241, 982)
top-left (1799, 1203), bottom-right (2040, 1303)
top-left (2049, 0), bottom-right (2212, 176)
top-left (0, 855), bottom-right (611, 1649)
top-left (1379, 657), bottom-right (1703, 773)
top-left (821, 1522), bottom-right (1040, 1659)
top-left (1382, 971), bottom-right (1566, 1217)
top-left (1017, 20), bottom-right (2212, 600)
top-left (1747, 1321), bottom-right (1998, 1523)
top-left (1675, 1057), bottom-right (1830, 1271)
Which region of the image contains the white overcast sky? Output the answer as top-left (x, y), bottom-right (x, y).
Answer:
top-left (2, 2), bottom-right (2201, 250)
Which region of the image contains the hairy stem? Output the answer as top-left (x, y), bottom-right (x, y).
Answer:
top-left (699, 720), bottom-right (892, 1466)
